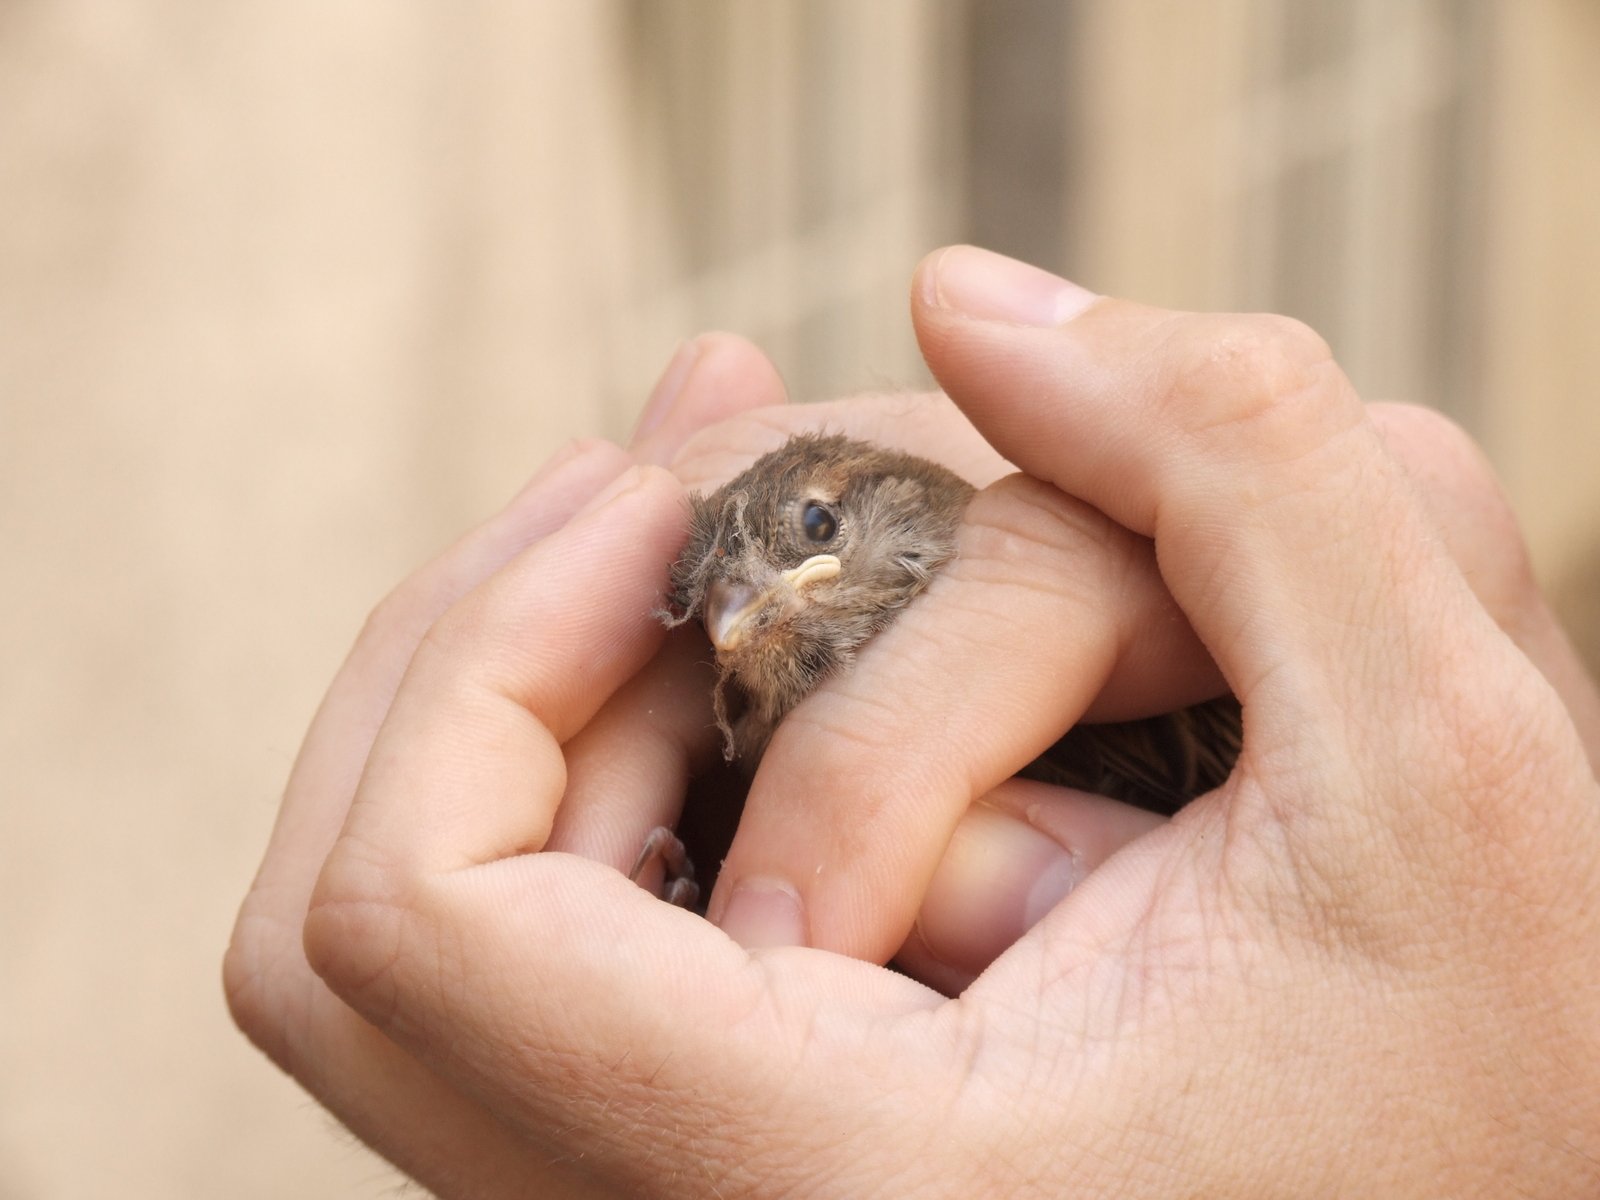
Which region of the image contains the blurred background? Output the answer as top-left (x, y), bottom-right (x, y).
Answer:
top-left (2, 1), bottom-right (1596, 1194)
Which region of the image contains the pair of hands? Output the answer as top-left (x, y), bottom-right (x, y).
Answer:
top-left (226, 246), bottom-right (1600, 1196)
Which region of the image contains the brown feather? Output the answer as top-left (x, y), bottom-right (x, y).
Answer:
top-left (1022, 694), bottom-right (1243, 815)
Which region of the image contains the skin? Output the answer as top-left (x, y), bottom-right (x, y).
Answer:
top-left (227, 249), bottom-right (1600, 1196)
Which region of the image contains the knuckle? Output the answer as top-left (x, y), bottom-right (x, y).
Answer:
top-left (411, 603), bottom-right (474, 673)
top-left (355, 584), bottom-right (412, 649)
top-left (961, 474), bottom-right (1126, 583)
top-left (311, 827), bottom-right (408, 912)
top-left (1224, 312), bottom-right (1335, 387)
top-left (785, 685), bottom-right (908, 767)
top-left (301, 833), bottom-right (410, 1010)
top-left (956, 474), bottom-right (1144, 622)
top-left (1400, 670), bottom-right (1591, 910)
top-left (1373, 403), bottom-right (1541, 623)
top-left (355, 579), bottom-right (452, 671)
top-left (535, 436), bottom-right (627, 482)
top-left (222, 910), bottom-right (290, 1065)
top-left (1374, 403), bottom-right (1501, 503)
top-left (1162, 311), bottom-right (1347, 443)
top-left (1429, 662), bottom-right (1569, 803)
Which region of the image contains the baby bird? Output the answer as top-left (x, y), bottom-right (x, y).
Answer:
top-left (665, 433), bottom-right (970, 763)
top-left (665, 432), bottom-right (1242, 816)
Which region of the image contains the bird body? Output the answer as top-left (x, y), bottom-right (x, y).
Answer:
top-left (666, 432), bottom-right (1241, 816)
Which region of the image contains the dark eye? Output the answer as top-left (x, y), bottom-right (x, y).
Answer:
top-left (800, 501), bottom-right (837, 544)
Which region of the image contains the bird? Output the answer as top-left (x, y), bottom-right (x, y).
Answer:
top-left (639, 432), bottom-right (1242, 904)
top-left (664, 433), bottom-right (972, 763)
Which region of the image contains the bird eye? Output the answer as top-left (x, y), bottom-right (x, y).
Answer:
top-left (800, 501), bottom-right (837, 544)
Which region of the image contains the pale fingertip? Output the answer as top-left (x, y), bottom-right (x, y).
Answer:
top-left (918, 245), bottom-right (1099, 328)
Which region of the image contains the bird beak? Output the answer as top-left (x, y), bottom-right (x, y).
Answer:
top-left (704, 554), bottom-right (841, 652)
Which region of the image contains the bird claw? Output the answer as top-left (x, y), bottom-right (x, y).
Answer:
top-left (628, 826), bottom-right (699, 910)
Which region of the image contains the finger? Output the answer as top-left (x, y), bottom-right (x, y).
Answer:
top-left (545, 625), bottom-right (721, 874)
top-left (885, 403), bottom-right (1600, 993)
top-left (547, 334), bottom-right (790, 872)
top-left (1510, 594), bottom-right (1600, 773)
top-left (894, 778), bottom-right (1165, 995)
top-left (706, 472), bottom-right (1224, 959)
top-left (313, 848), bottom-right (946, 1179)
top-left (228, 439), bottom-right (634, 1032)
top-left (236, 440), bottom-right (637, 928)
top-left (912, 247), bottom-right (1587, 805)
top-left (629, 331), bottom-right (790, 467)
top-left (226, 438), bottom-right (638, 1192)
top-left (303, 492), bottom-right (943, 1158)
top-left (321, 467), bottom-right (686, 881)
top-left (1371, 403), bottom-right (1600, 770)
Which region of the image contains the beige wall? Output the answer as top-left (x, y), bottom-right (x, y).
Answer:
top-left (1484, 1), bottom-right (1600, 652)
top-left (2, 2), bottom-right (1594, 1195)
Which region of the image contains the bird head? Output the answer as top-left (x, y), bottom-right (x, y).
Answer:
top-left (669, 433), bottom-right (975, 753)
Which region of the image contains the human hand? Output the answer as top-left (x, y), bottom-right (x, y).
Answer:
top-left (232, 245), bottom-right (1600, 1195)
top-left (222, 332), bottom-right (793, 1194)
top-left (666, 324), bottom-right (1600, 994)
top-left (220, 324), bottom-right (1050, 1194)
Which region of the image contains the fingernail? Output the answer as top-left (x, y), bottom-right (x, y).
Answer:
top-left (718, 877), bottom-right (806, 949)
top-left (1022, 853), bottom-right (1084, 928)
top-left (915, 805), bottom-right (1086, 975)
top-left (632, 338), bottom-right (703, 441)
top-left (921, 245), bottom-right (1097, 327)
